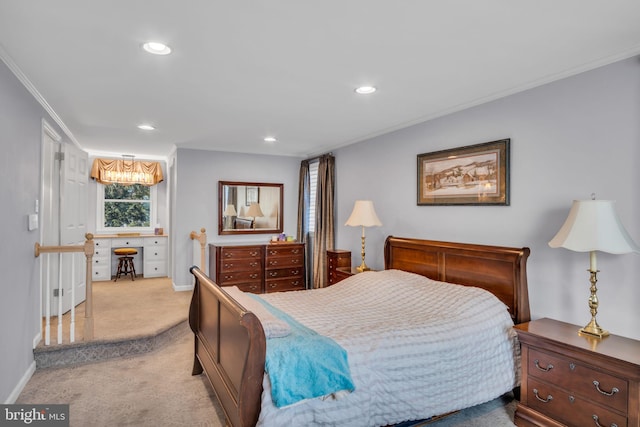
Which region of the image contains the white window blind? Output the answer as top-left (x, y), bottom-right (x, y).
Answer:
top-left (308, 160), bottom-right (319, 232)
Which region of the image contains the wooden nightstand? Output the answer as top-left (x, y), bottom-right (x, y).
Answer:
top-left (327, 249), bottom-right (351, 286)
top-left (514, 318), bottom-right (640, 427)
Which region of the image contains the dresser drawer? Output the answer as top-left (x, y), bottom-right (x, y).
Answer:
top-left (527, 377), bottom-right (627, 427)
top-left (219, 270), bottom-right (262, 284)
top-left (144, 245), bottom-right (167, 261)
top-left (93, 265), bottom-right (111, 281)
top-left (265, 245), bottom-right (303, 258)
top-left (219, 246), bottom-right (262, 260)
top-left (220, 258), bottom-right (262, 273)
top-left (265, 277), bottom-right (305, 293)
top-left (143, 261), bottom-right (167, 278)
top-left (265, 254), bottom-right (303, 269)
top-left (111, 237), bottom-right (144, 247)
top-left (528, 347), bottom-right (628, 413)
top-left (143, 237), bottom-right (167, 248)
top-left (94, 239), bottom-right (112, 250)
top-left (234, 282), bottom-right (263, 294)
top-left (265, 267), bottom-right (303, 280)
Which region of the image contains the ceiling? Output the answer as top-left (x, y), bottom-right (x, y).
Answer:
top-left (1, 1), bottom-right (640, 160)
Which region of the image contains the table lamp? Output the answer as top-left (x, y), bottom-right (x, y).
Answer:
top-left (246, 202), bottom-right (264, 229)
top-left (549, 197), bottom-right (639, 338)
top-left (345, 200), bottom-right (382, 272)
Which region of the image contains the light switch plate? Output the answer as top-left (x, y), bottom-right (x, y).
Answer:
top-left (28, 213), bottom-right (38, 231)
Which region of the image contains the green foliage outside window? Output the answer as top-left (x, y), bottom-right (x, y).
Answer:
top-left (104, 184), bottom-right (151, 228)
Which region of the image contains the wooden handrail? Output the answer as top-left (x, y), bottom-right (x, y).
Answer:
top-left (35, 233), bottom-right (95, 342)
top-left (190, 228), bottom-right (207, 270)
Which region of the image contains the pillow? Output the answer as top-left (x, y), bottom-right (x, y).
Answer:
top-left (223, 286), bottom-right (291, 338)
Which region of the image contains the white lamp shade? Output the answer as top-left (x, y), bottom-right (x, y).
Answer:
top-left (223, 204), bottom-right (237, 216)
top-left (345, 200), bottom-right (382, 227)
top-left (549, 200), bottom-right (640, 254)
top-left (246, 202), bottom-right (264, 218)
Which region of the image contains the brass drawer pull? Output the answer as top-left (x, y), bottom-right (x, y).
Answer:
top-left (592, 414), bottom-right (617, 427)
top-left (534, 359), bottom-right (554, 372)
top-left (592, 381), bottom-right (619, 396)
top-left (532, 388), bottom-right (552, 403)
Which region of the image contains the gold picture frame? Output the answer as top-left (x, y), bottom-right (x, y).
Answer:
top-left (417, 139), bottom-right (510, 205)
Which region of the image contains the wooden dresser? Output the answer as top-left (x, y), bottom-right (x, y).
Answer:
top-left (264, 243), bottom-right (305, 292)
top-left (327, 249), bottom-right (352, 286)
top-left (209, 242), bottom-right (305, 294)
top-left (514, 318), bottom-right (640, 427)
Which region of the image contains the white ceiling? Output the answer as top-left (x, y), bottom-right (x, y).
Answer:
top-left (1, 1), bottom-right (640, 160)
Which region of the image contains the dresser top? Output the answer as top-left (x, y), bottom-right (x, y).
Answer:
top-left (515, 318), bottom-right (640, 367)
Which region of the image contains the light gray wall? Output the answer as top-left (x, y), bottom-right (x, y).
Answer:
top-left (335, 56), bottom-right (640, 340)
top-left (0, 59), bottom-right (70, 402)
top-left (171, 148), bottom-right (301, 288)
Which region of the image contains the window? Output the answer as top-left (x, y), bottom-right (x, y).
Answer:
top-left (97, 183), bottom-right (157, 232)
top-left (308, 160), bottom-right (319, 233)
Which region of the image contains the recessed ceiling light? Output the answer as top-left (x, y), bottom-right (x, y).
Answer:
top-left (137, 124), bottom-right (155, 131)
top-left (142, 41), bottom-right (172, 55)
top-left (264, 136), bottom-right (277, 143)
top-left (355, 86), bottom-right (377, 95)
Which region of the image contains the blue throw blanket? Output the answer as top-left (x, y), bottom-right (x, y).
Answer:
top-left (248, 294), bottom-right (355, 408)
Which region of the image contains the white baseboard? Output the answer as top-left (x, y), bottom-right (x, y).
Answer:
top-left (4, 361), bottom-right (36, 404)
top-left (172, 281), bottom-right (194, 292)
top-left (32, 332), bottom-right (42, 349)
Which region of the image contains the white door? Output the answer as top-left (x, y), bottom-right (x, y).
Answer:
top-left (41, 123), bottom-right (61, 317)
top-left (59, 143), bottom-right (89, 312)
top-left (41, 125), bottom-right (89, 316)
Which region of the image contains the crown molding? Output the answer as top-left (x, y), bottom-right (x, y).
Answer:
top-left (0, 43), bottom-right (82, 150)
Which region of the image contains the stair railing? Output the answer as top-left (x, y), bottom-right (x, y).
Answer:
top-left (190, 228), bottom-right (207, 270)
top-left (34, 233), bottom-right (95, 345)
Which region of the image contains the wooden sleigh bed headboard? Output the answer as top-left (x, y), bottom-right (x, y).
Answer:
top-left (384, 236), bottom-right (531, 324)
top-left (189, 236), bottom-right (531, 427)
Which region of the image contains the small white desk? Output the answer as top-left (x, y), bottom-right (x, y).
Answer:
top-left (93, 235), bottom-right (168, 281)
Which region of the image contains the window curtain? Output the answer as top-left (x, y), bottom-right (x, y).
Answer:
top-left (297, 160), bottom-right (312, 288)
top-left (312, 154), bottom-right (335, 288)
top-left (90, 158), bottom-right (164, 186)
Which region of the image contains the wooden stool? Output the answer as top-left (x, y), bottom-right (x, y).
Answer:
top-left (114, 248), bottom-right (138, 281)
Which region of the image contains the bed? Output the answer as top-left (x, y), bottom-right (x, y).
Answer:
top-left (188, 236), bottom-right (531, 427)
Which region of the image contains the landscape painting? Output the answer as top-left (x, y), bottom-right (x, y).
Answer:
top-left (417, 139), bottom-right (510, 205)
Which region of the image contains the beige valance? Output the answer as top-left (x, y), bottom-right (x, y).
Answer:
top-left (90, 158), bottom-right (164, 186)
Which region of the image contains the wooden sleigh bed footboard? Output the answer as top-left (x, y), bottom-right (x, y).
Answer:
top-left (189, 266), bottom-right (266, 427)
top-left (189, 236), bottom-right (531, 427)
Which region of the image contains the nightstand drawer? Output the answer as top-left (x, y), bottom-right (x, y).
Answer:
top-left (528, 347), bottom-right (628, 413)
top-left (527, 377), bottom-right (627, 427)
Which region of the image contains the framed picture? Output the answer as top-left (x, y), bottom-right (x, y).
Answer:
top-left (245, 186), bottom-right (259, 206)
top-left (417, 139), bottom-right (510, 205)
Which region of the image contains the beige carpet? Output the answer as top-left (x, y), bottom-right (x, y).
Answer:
top-left (40, 277), bottom-right (192, 346)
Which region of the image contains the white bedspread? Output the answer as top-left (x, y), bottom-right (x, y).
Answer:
top-left (254, 269), bottom-right (520, 427)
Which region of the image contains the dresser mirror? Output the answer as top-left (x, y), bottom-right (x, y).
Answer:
top-left (218, 181), bottom-right (284, 235)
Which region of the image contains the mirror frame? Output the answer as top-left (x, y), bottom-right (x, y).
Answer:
top-left (218, 181), bottom-right (284, 235)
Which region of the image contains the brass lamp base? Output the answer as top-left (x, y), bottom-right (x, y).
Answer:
top-left (356, 262), bottom-right (370, 273)
top-left (578, 269), bottom-right (609, 339)
top-left (579, 320), bottom-right (609, 339)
